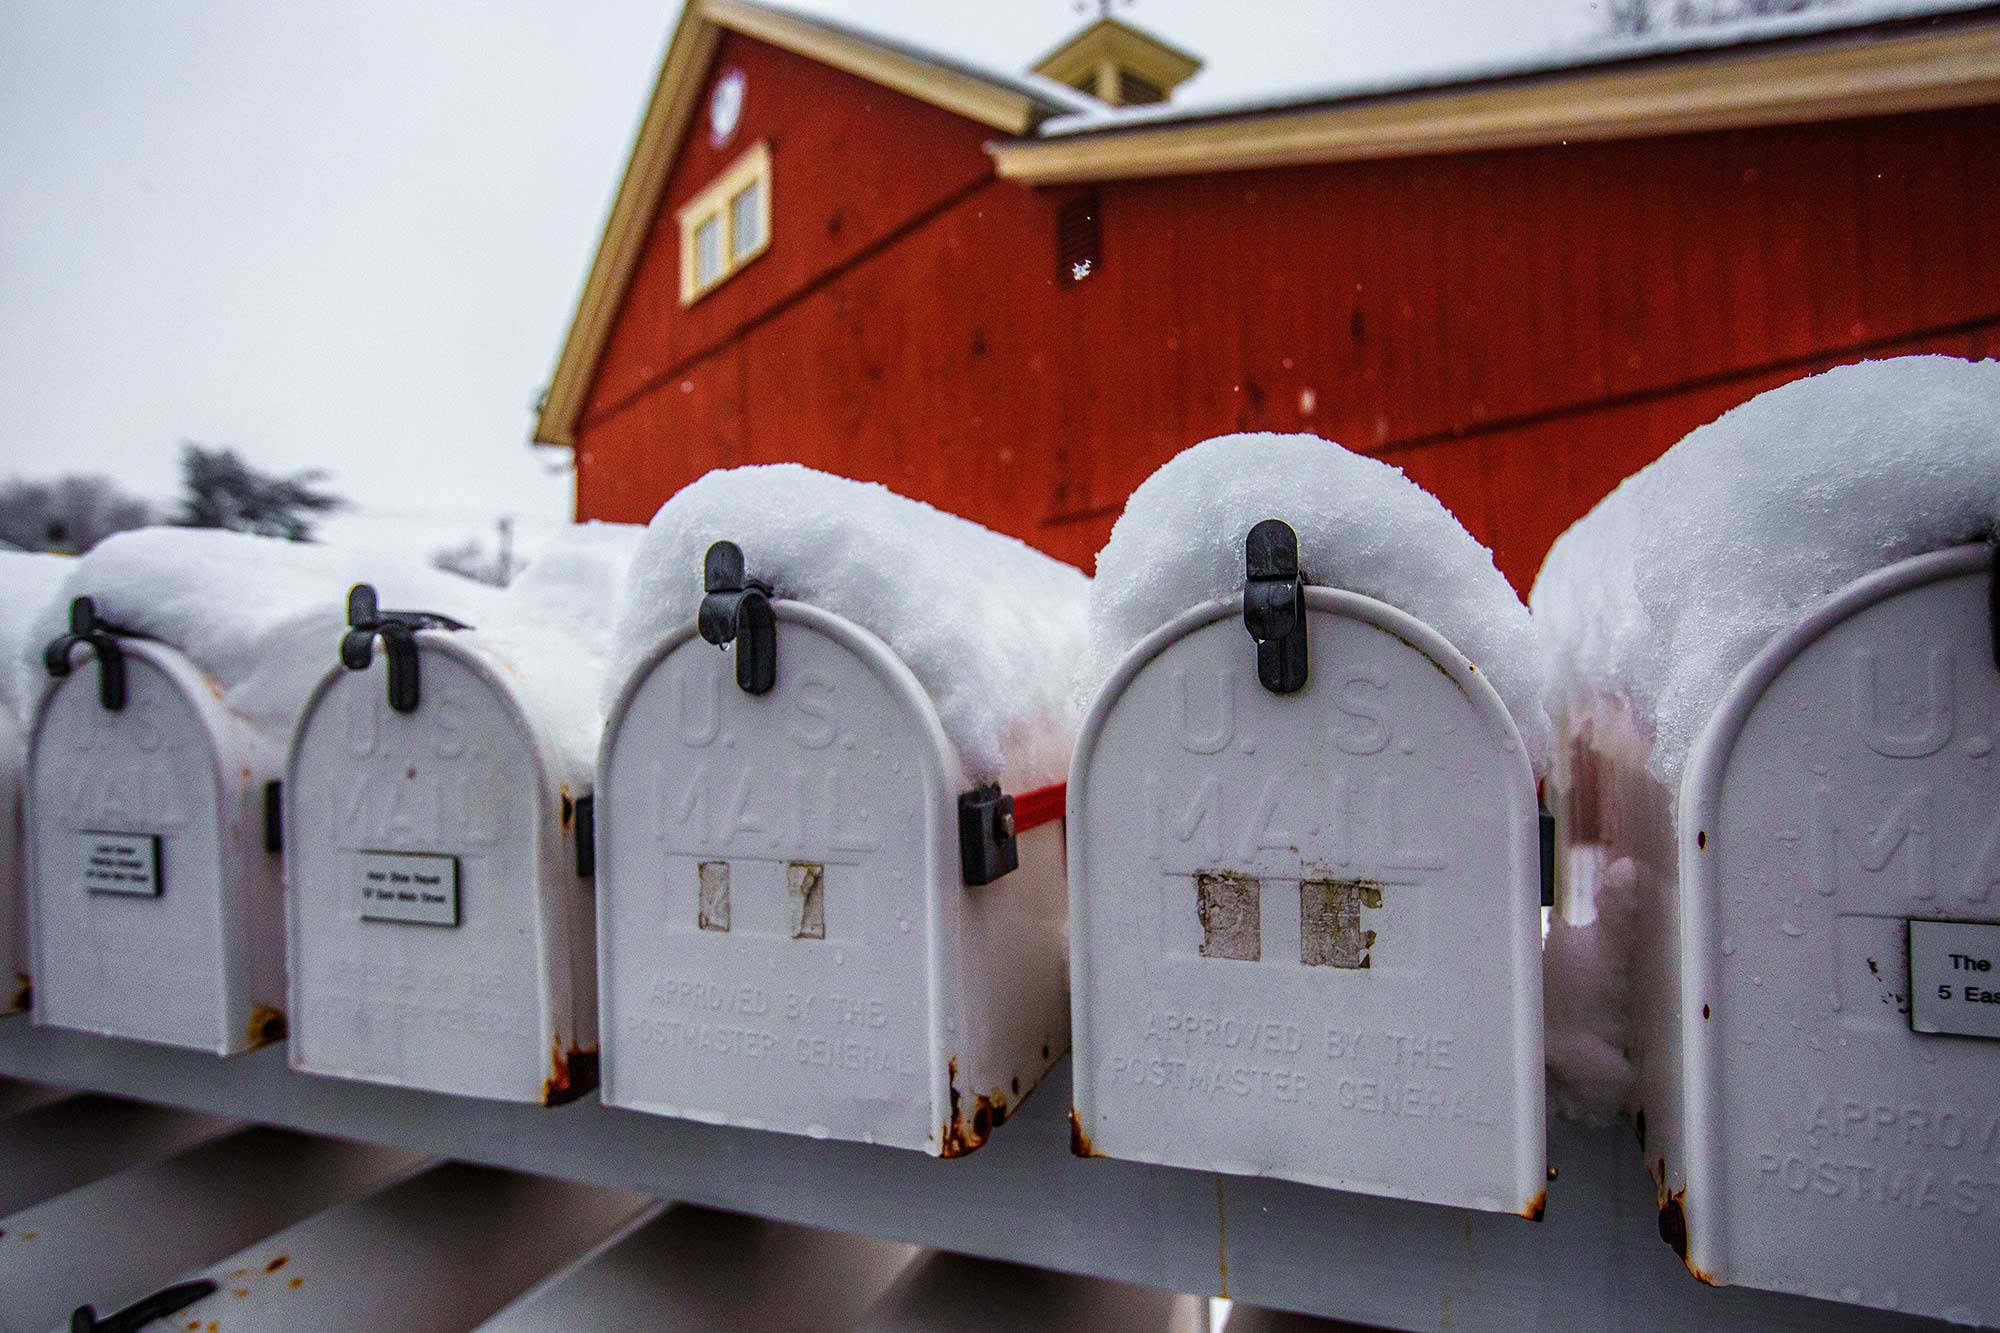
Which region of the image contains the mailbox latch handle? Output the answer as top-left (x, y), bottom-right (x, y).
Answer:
top-left (43, 597), bottom-right (136, 712)
top-left (1539, 799), bottom-right (1556, 910)
top-left (71, 1279), bottom-right (217, 1333)
top-left (698, 541), bottom-right (776, 695)
top-left (574, 793), bottom-right (596, 879)
top-left (339, 584), bottom-right (468, 714)
top-left (1243, 519), bottom-right (1309, 694)
top-left (959, 784), bottom-right (1019, 886)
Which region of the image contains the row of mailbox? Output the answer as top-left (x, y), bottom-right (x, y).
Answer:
top-left (3, 532), bottom-right (1995, 1322)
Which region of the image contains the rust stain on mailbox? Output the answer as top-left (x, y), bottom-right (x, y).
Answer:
top-left (246, 1004), bottom-right (287, 1049)
top-left (560, 785), bottom-right (574, 830)
top-left (938, 1058), bottom-right (1011, 1158)
top-left (543, 1037), bottom-right (600, 1107)
top-left (11, 972), bottom-right (29, 1013)
top-left (264, 1254), bottom-right (289, 1273)
top-left (1069, 1107), bottom-right (1100, 1158)
top-left (1519, 1188), bottom-right (1546, 1221)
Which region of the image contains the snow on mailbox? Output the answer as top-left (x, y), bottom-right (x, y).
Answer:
top-left (1068, 434), bottom-right (1550, 1215)
top-left (597, 465), bottom-right (1084, 1154)
top-left (19, 530), bottom-right (481, 1055)
top-left (1, 550), bottom-right (68, 1015)
top-left (1536, 357), bottom-right (2000, 1321)
top-left (286, 524), bottom-right (636, 1104)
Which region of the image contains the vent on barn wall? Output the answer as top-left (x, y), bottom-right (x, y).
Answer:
top-left (1029, 13), bottom-right (1201, 108)
top-left (1057, 193), bottom-right (1101, 287)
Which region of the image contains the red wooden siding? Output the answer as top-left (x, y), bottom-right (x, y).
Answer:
top-left (573, 61), bottom-right (2000, 594)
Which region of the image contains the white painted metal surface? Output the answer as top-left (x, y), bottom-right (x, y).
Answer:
top-left (157, 1161), bottom-right (644, 1332)
top-left (26, 639), bottom-right (285, 1053)
top-left (597, 604), bottom-right (1068, 1154)
top-left (1587, 544), bottom-right (2000, 1323)
top-left (0, 1024), bottom-right (1957, 1332)
top-left (0, 1125), bottom-right (419, 1332)
top-left (2, 705), bottom-right (27, 1015)
top-left (285, 633), bottom-right (597, 1104)
top-left (0, 1092), bottom-right (233, 1215)
top-left (854, 1250), bottom-right (1210, 1332)
top-left (481, 1203), bottom-right (919, 1329)
top-left (1070, 590), bottom-right (1546, 1214)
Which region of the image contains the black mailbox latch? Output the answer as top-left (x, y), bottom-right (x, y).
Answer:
top-left (339, 584), bottom-right (468, 714)
top-left (698, 541), bottom-right (776, 695)
top-left (1539, 800), bottom-right (1556, 910)
top-left (1243, 518), bottom-right (1309, 694)
top-left (959, 784), bottom-right (1018, 886)
top-left (71, 1279), bottom-right (218, 1333)
top-left (43, 597), bottom-right (136, 712)
top-left (574, 793), bottom-right (596, 879)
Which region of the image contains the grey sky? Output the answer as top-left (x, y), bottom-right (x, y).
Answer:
top-left (1, 0), bottom-right (1973, 560)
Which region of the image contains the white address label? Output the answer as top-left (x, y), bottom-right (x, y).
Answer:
top-left (1909, 919), bottom-right (2000, 1040)
top-left (80, 832), bottom-right (161, 897)
top-left (357, 851), bottom-right (460, 927)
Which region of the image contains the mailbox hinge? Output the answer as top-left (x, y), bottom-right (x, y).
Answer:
top-left (70, 1279), bottom-right (218, 1333)
top-left (1539, 800), bottom-right (1556, 910)
top-left (574, 793), bottom-right (596, 878)
top-left (1243, 519), bottom-right (1309, 694)
top-left (43, 597), bottom-right (139, 712)
top-left (339, 584), bottom-right (469, 714)
top-left (959, 784), bottom-right (1019, 886)
top-left (698, 540), bottom-right (776, 695)
top-left (264, 780), bottom-right (284, 855)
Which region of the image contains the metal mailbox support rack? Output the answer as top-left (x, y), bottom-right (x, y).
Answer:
top-left (0, 1017), bottom-right (1955, 1332)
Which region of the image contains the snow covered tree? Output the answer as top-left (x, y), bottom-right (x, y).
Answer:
top-left (174, 443), bottom-right (344, 542)
top-left (0, 474), bottom-right (152, 553)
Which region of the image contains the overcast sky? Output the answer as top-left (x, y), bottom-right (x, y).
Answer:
top-left (1, 0), bottom-right (1976, 560)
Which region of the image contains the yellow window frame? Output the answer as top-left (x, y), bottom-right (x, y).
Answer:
top-left (677, 141), bottom-right (772, 305)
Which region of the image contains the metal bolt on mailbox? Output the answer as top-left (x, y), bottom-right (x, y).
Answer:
top-left (1069, 519), bottom-right (1548, 1214)
top-left (597, 523), bottom-right (1076, 1155)
top-left (285, 583), bottom-right (602, 1104)
top-left (1564, 544), bottom-right (2000, 1318)
top-left (26, 597), bottom-right (289, 1054)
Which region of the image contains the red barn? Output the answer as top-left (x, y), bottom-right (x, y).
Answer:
top-left (535, 0), bottom-right (2000, 590)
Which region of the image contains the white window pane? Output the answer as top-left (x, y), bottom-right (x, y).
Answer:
top-left (695, 215), bottom-right (723, 287)
top-left (730, 179), bottom-right (764, 261)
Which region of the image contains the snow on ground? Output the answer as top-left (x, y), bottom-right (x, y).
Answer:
top-left (1532, 355), bottom-right (2000, 1120)
top-left (0, 550), bottom-right (74, 728)
top-left (25, 527), bottom-right (498, 750)
top-left (609, 465), bottom-right (1089, 790)
top-left (1083, 432), bottom-right (1550, 773)
top-left (475, 520), bottom-right (643, 778)
top-left (1533, 356), bottom-right (2000, 796)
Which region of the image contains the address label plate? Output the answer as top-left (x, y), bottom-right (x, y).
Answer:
top-left (1909, 918), bottom-right (2000, 1040)
top-left (357, 851), bottom-right (460, 927)
top-left (80, 832), bottom-right (162, 897)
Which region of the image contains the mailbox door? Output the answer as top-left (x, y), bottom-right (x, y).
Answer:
top-left (2, 706), bottom-right (25, 1014)
top-left (1680, 544), bottom-right (2000, 1317)
top-left (600, 604), bottom-right (950, 1152)
top-left (287, 639), bottom-right (578, 1103)
top-left (25, 643), bottom-right (258, 1052)
top-left (1071, 588), bottom-right (1545, 1213)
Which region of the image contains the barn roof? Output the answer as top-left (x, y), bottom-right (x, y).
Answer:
top-left (533, 0), bottom-right (2000, 449)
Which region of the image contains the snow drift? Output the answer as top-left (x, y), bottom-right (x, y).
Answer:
top-left (608, 465), bottom-right (1089, 789)
top-left (1083, 431), bottom-right (1550, 773)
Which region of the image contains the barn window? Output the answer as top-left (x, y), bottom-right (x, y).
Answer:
top-left (1056, 192), bottom-right (1100, 287)
top-left (678, 141), bottom-right (772, 304)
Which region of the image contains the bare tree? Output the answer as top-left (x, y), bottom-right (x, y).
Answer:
top-left (1603, 0), bottom-right (1848, 38)
top-left (175, 443), bottom-right (345, 541)
top-left (0, 475), bottom-right (152, 553)
top-left (430, 518), bottom-right (519, 587)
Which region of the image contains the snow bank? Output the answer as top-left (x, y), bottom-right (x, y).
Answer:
top-left (474, 521), bottom-right (643, 778)
top-left (0, 551), bottom-right (74, 727)
top-left (609, 465), bottom-right (1089, 789)
top-left (1084, 432), bottom-right (1550, 772)
top-left (1532, 356), bottom-right (2000, 794)
top-left (25, 528), bottom-right (498, 750)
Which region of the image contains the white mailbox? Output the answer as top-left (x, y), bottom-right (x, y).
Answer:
top-left (27, 597), bottom-right (287, 1053)
top-left (287, 584), bottom-right (600, 1104)
top-left (598, 512), bottom-right (1078, 1155)
top-left (1070, 519), bottom-right (1547, 1214)
top-left (1579, 544), bottom-right (2000, 1317)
